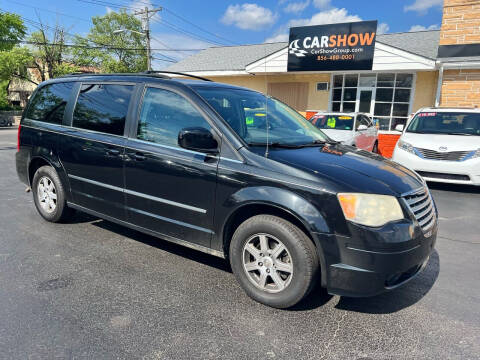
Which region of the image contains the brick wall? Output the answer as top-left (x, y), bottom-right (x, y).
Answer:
top-left (440, 0), bottom-right (480, 45)
top-left (440, 69), bottom-right (480, 107)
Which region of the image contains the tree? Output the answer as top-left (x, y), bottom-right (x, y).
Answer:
top-left (28, 20), bottom-right (71, 82)
top-left (72, 10), bottom-right (147, 73)
top-left (0, 12), bottom-right (26, 51)
top-left (0, 46), bottom-right (34, 82)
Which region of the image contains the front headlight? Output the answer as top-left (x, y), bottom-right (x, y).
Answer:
top-left (472, 148), bottom-right (480, 159)
top-left (337, 193), bottom-right (404, 227)
top-left (397, 139), bottom-right (415, 154)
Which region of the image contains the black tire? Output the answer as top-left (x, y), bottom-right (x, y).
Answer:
top-left (229, 215), bottom-right (319, 308)
top-left (32, 165), bottom-right (74, 222)
top-left (372, 141), bottom-right (379, 153)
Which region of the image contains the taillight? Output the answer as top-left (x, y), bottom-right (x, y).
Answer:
top-left (17, 124), bottom-right (21, 152)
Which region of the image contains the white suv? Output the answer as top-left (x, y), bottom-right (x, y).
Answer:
top-left (392, 107), bottom-right (480, 185)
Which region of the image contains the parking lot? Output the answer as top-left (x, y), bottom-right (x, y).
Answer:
top-left (0, 127), bottom-right (479, 359)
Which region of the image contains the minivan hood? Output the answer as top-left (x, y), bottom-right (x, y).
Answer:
top-left (257, 144), bottom-right (424, 196)
top-left (320, 129), bottom-right (354, 144)
top-left (401, 132), bottom-right (480, 151)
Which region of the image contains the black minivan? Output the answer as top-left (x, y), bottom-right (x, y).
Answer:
top-left (16, 73), bottom-right (437, 308)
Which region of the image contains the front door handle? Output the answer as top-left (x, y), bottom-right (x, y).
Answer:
top-left (107, 148), bottom-right (121, 156)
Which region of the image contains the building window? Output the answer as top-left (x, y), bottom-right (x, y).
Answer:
top-left (316, 82), bottom-right (329, 91)
top-left (331, 73), bottom-right (414, 131)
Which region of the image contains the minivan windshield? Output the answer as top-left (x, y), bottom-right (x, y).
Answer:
top-left (310, 114), bottom-right (354, 130)
top-left (194, 87), bottom-right (329, 146)
top-left (406, 111), bottom-right (480, 136)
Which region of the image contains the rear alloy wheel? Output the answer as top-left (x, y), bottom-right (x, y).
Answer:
top-left (230, 215), bottom-right (319, 308)
top-left (37, 176), bottom-right (58, 214)
top-left (32, 165), bottom-right (74, 222)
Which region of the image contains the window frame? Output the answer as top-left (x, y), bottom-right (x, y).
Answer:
top-left (130, 83), bottom-right (223, 152)
top-left (70, 81), bottom-right (137, 138)
top-left (23, 81), bottom-right (75, 126)
top-left (329, 72), bottom-right (415, 131)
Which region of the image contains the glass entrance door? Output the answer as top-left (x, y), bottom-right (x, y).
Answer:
top-left (356, 88), bottom-right (375, 114)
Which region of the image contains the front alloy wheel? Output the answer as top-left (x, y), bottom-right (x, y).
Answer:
top-left (230, 215), bottom-right (319, 308)
top-left (242, 233), bottom-right (293, 293)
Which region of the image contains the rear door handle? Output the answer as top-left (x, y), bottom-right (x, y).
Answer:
top-left (107, 148), bottom-right (121, 156)
top-left (133, 152), bottom-right (146, 161)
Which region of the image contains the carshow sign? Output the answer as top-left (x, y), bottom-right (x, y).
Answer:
top-left (287, 20), bottom-right (377, 72)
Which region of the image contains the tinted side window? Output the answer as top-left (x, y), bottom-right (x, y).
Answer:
top-left (25, 82), bottom-right (73, 124)
top-left (72, 84), bottom-right (133, 136)
top-left (137, 87), bottom-right (212, 147)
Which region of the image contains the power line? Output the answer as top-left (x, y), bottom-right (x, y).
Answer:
top-left (9, 0), bottom-right (91, 23)
top-left (75, 0), bottom-right (227, 46)
top-left (152, 17), bottom-right (224, 46)
top-left (7, 39), bottom-right (205, 51)
top-left (151, 56), bottom-right (176, 63)
top-left (162, 7), bottom-right (239, 46)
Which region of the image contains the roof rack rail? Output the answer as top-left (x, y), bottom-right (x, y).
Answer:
top-left (59, 72), bottom-right (170, 79)
top-left (58, 71), bottom-right (211, 82)
top-left (143, 70), bottom-right (212, 82)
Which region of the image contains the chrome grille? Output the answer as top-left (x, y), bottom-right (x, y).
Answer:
top-left (414, 147), bottom-right (470, 161)
top-left (402, 188), bottom-right (436, 233)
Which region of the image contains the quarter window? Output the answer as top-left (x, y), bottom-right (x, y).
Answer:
top-left (72, 84), bottom-right (133, 136)
top-left (137, 87), bottom-right (212, 148)
top-left (25, 82), bottom-right (73, 124)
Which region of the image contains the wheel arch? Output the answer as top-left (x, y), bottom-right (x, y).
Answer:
top-left (219, 186), bottom-right (330, 284)
top-left (28, 156), bottom-right (53, 186)
top-left (28, 155), bottom-right (72, 202)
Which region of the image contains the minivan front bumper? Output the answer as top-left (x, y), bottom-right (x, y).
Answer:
top-left (392, 147), bottom-right (480, 185)
top-left (314, 218), bottom-right (437, 297)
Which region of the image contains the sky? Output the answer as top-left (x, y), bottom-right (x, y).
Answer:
top-left (1, 0), bottom-right (444, 68)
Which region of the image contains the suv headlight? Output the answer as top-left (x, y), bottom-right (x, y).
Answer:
top-left (337, 193), bottom-right (404, 227)
top-left (472, 149), bottom-right (480, 159)
top-left (397, 139), bottom-right (415, 154)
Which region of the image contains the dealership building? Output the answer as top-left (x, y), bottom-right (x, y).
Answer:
top-left (167, 0), bottom-right (480, 156)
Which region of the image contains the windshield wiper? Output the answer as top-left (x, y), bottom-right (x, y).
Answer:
top-left (296, 139), bottom-right (340, 147)
top-left (247, 139), bottom-right (339, 148)
top-left (247, 142), bottom-right (303, 148)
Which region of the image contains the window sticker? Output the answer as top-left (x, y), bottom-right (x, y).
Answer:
top-left (327, 117), bottom-right (336, 128)
top-left (246, 116), bottom-right (254, 125)
top-left (418, 112), bottom-right (437, 117)
top-left (255, 113), bottom-right (266, 117)
top-left (338, 116), bottom-right (353, 120)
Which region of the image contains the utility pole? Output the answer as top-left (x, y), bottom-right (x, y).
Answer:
top-left (134, 6), bottom-right (162, 71)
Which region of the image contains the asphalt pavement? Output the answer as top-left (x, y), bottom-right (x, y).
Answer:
top-left (0, 127), bottom-right (479, 359)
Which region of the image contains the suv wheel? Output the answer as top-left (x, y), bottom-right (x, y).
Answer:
top-left (32, 165), bottom-right (73, 222)
top-left (229, 215), bottom-right (319, 308)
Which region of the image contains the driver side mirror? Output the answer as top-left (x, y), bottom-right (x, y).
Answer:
top-left (178, 127), bottom-right (218, 154)
top-left (395, 124), bottom-right (405, 132)
top-left (357, 124), bottom-right (368, 131)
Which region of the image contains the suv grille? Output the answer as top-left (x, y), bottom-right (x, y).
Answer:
top-left (414, 147), bottom-right (470, 161)
top-left (402, 188), bottom-right (436, 233)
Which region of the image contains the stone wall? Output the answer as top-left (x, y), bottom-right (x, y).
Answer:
top-left (440, 0), bottom-right (480, 45)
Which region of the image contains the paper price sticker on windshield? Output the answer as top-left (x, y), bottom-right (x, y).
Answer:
top-left (418, 112), bottom-right (436, 117)
top-left (339, 116), bottom-right (352, 120)
top-left (246, 117), bottom-right (254, 125)
top-left (327, 117), bottom-right (336, 128)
